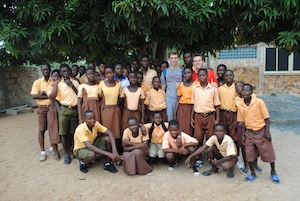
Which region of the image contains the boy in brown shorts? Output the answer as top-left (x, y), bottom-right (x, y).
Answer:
top-left (237, 84), bottom-right (280, 184)
top-left (30, 63), bottom-right (53, 161)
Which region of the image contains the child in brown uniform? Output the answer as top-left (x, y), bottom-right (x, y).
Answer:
top-left (237, 84), bottom-right (280, 184)
top-left (30, 63), bottom-right (54, 161)
top-left (185, 123), bottom-right (237, 178)
top-left (77, 68), bottom-right (100, 123)
top-left (122, 117), bottom-right (153, 175)
top-left (120, 71), bottom-right (145, 131)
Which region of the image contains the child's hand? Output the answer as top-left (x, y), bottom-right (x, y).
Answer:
top-left (191, 117), bottom-right (195, 128)
top-left (185, 157), bottom-right (191, 166)
top-left (264, 130), bottom-right (272, 141)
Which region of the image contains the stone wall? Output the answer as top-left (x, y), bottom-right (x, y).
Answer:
top-left (264, 75), bottom-right (300, 95)
top-left (0, 66), bottom-right (41, 110)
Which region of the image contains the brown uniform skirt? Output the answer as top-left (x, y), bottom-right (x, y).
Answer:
top-left (176, 104), bottom-right (193, 135)
top-left (123, 149), bottom-right (153, 175)
top-left (121, 109), bottom-right (141, 132)
top-left (80, 90), bottom-right (100, 123)
top-left (47, 103), bottom-right (60, 144)
top-left (101, 105), bottom-right (121, 139)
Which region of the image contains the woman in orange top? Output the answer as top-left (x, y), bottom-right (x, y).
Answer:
top-left (174, 67), bottom-right (198, 135)
top-left (77, 68), bottom-right (100, 123)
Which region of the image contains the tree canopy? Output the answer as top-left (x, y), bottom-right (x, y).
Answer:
top-left (1, 0), bottom-right (300, 65)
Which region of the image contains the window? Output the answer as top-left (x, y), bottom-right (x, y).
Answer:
top-left (218, 47), bottom-right (257, 59)
top-left (265, 48), bottom-right (300, 72)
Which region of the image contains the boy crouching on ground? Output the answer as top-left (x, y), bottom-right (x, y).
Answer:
top-left (162, 120), bottom-right (199, 175)
top-left (73, 110), bottom-right (123, 173)
top-left (185, 123), bottom-right (237, 178)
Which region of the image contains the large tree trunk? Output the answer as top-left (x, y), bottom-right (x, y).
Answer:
top-left (156, 42), bottom-right (167, 62)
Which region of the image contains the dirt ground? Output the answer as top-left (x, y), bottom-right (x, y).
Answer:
top-left (0, 110), bottom-right (299, 201)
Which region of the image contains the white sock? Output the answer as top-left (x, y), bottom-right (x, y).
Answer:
top-left (41, 151), bottom-right (46, 155)
top-left (49, 147), bottom-right (53, 152)
top-left (80, 161), bottom-right (85, 165)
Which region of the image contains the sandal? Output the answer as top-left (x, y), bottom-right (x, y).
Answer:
top-left (202, 168), bottom-right (219, 176)
top-left (271, 174), bottom-right (280, 184)
top-left (241, 168), bottom-right (248, 175)
top-left (227, 170), bottom-right (235, 178)
top-left (64, 154), bottom-right (71, 165)
top-left (244, 174), bottom-right (256, 182)
top-left (255, 167), bottom-right (264, 173)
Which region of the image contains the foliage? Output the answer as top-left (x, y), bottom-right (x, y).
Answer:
top-left (0, 0), bottom-right (300, 65)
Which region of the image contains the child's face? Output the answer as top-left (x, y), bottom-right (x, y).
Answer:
top-left (235, 82), bottom-right (243, 95)
top-left (51, 72), bottom-right (60, 81)
top-left (193, 56), bottom-right (204, 70)
top-left (155, 66), bottom-right (162, 73)
top-left (84, 112), bottom-right (96, 128)
top-left (224, 71), bottom-right (234, 84)
top-left (169, 54), bottom-right (179, 67)
top-left (141, 57), bottom-right (150, 69)
top-left (153, 113), bottom-right (163, 125)
top-left (132, 61), bottom-right (140, 71)
top-left (184, 68), bottom-right (193, 81)
top-left (161, 63), bottom-right (168, 71)
top-left (137, 74), bottom-right (143, 85)
top-left (184, 53), bottom-right (192, 66)
top-left (169, 125), bottom-right (180, 139)
top-left (94, 72), bottom-right (100, 84)
top-left (128, 119), bottom-right (138, 133)
top-left (128, 73), bottom-right (137, 85)
top-left (60, 67), bottom-right (70, 78)
top-left (79, 67), bottom-right (85, 75)
top-left (152, 77), bottom-right (161, 89)
top-left (71, 67), bottom-right (78, 77)
top-left (114, 65), bottom-right (123, 76)
top-left (98, 64), bottom-right (105, 74)
top-left (41, 65), bottom-right (51, 77)
top-left (242, 85), bottom-right (252, 100)
top-left (123, 68), bottom-right (129, 77)
top-left (198, 70), bottom-right (208, 83)
top-left (86, 70), bottom-right (95, 82)
top-left (105, 68), bottom-right (114, 81)
top-left (214, 125), bottom-right (225, 140)
top-left (217, 66), bottom-right (226, 78)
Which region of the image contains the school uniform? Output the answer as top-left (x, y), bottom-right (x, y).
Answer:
top-left (144, 122), bottom-right (169, 158)
top-left (120, 87), bottom-right (145, 131)
top-left (79, 74), bottom-right (88, 84)
top-left (46, 85), bottom-right (60, 144)
top-left (122, 128), bottom-right (153, 175)
top-left (99, 81), bottom-right (122, 139)
top-left (237, 97), bottom-right (276, 163)
top-left (55, 79), bottom-right (79, 135)
top-left (192, 83), bottom-right (220, 145)
top-left (218, 84), bottom-right (238, 141)
top-left (30, 77), bottom-right (53, 132)
top-left (162, 131), bottom-right (198, 151)
top-left (78, 84), bottom-right (100, 123)
top-left (73, 121), bottom-right (107, 159)
top-left (206, 135), bottom-right (237, 158)
top-left (176, 81), bottom-right (198, 135)
top-left (144, 88), bottom-right (167, 122)
top-left (142, 68), bottom-right (157, 91)
top-left (191, 66), bottom-right (218, 86)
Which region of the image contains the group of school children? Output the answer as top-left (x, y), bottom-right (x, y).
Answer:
top-left (30, 50), bottom-right (280, 184)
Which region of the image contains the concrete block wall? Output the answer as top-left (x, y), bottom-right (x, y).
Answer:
top-left (0, 66), bottom-right (42, 110)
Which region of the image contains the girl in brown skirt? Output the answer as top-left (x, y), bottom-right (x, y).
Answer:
top-left (174, 67), bottom-right (198, 135)
top-left (99, 66), bottom-right (122, 151)
top-left (46, 70), bottom-right (61, 160)
top-left (120, 71), bottom-right (145, 132)
top-left (78, 68), bottom-right (100, 123)
top-left (122, 117), bottom-right (152, 175)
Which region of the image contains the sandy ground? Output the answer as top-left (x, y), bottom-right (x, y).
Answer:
top-left (0, 110), bottom-right (299, 201)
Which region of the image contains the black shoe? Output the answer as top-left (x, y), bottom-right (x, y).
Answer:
top-left (80, 162), bottom-right (88, 173)
top-left (64, 154), bottom-right (71, 165)
top-left (103, 162), bottom-right (118, 173)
